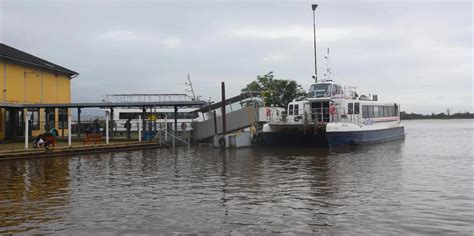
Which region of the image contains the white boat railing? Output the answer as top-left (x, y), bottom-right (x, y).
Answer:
top-left (309, 107), bottom-right (362, 126)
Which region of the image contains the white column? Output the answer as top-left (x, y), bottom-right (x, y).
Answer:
top-left (138, 115), bottom-right (142, 142)
top-left (106, 111), bottom-right (109, 144)
top-left (24, 111), bottom-right (29, 150)
top-left (67, 115), bottom-right (72, 146)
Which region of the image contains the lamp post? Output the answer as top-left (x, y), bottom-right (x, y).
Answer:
top-left (312, 4), bottom-right (318, 82)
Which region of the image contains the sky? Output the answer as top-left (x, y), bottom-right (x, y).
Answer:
top-left (0, 0), bottom-right (472, 114)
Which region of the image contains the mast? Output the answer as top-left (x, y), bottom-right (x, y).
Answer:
top-left (312, 4), bottom-right (318, 82)
top-left (185, 73), bottom-right (196, 100)
top-left (324, 48), bottom-right (331, 80)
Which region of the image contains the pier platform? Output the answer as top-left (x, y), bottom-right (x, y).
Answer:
top-left (0, 141), bottom-right (166, 160)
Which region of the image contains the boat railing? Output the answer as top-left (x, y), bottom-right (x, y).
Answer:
top-left (343, 86), bottom-right (357, 100)
top-left (309, 107), bottom-right (362, 126)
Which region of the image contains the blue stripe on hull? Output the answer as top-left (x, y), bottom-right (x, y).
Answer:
top-left (326, 126), bottom-right (405, 146)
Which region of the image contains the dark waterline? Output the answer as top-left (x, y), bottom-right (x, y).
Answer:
top-left (0, 120), bottom-right (473, 234)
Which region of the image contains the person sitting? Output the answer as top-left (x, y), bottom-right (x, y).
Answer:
top-left (33, 133), bottom-right (53, 149)
top-left (50, 127), bottom-right (58, 137)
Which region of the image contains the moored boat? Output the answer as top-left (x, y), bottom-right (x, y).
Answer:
top-left (259, 79), bottom-right (405, 147)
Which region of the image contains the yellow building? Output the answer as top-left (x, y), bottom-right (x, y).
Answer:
top-left (0, 43), bottom-right (78, 140)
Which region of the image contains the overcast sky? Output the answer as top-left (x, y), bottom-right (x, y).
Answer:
top-left (1, 0), bottom-right (472, 114)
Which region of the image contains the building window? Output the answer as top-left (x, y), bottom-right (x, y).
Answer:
top-left (348, 103), bottom-right (353, 114)
top-left (45, 108), bottom-right (55, 130)
top-left (29, 108), bottom-right (39, 130)
top-left (58, 108), bottom-right (68, 129)
top-left (354, 103), bottom-right (360, 114)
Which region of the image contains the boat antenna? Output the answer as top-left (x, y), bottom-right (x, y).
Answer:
top-left (324, 48), bottom-right (331, 80)
top-left (185, 73), bottom-right (196, 100)
top-left (311, 4), bottom-right (318, 83)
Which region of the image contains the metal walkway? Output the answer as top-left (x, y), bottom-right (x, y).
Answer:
top-left (192, 92), bottom-right (261, 141)
top-left (192, 106), bottom-right (259, 141)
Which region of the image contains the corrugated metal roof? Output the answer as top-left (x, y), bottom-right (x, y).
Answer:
top-left (0, 43), bottom-right (79, 77)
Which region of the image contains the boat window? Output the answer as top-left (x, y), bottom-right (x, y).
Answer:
top-left (373, 106), bottom-right (379, 118)
top-left (348, 103), bottom-right (353, 114)
top-left (378, 106), bottom-right (384, 117)
top-left (354, 103), bottom-right (360, 114)
top-left (394, 104), bottom-right (398, 116)
top-left (368, 106), bottom-right (374, 118)
top-left (332, 85), bottom-right (343, 96)
top-left (362, 105), bottom-right (368, 118)
top-left (308, 83), bottom-right (331, 98)
top-left (288, 105), bottom-right (294, 115)
top-left (294, 104), bottom-right (299, 115)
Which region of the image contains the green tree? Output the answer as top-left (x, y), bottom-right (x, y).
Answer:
top-left (241, 71), bottom-right (306, 108)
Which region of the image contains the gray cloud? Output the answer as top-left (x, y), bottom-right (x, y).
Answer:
top-left (1, 0), bottom-right (472, 114)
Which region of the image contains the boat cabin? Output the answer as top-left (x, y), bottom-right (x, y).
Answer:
top-left (286, 80), bottom-right (399, 125)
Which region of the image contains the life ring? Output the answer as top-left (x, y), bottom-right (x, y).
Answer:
top-left (218, 137), bottom-right (226, 148)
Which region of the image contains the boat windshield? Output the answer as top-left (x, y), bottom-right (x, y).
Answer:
top-left (308, 83), bottom-right (331, 98)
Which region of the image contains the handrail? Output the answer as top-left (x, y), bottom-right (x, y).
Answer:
top-left (158, 130), bottom-right (191, 147)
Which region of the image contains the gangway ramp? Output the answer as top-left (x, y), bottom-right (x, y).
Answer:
top-left (192, 92), bottom-right (261, 141)
top-left (193, 106), bottom-right (258, 140)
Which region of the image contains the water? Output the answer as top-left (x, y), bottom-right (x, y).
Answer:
top-left (0, 119), bottom-right (473, 234)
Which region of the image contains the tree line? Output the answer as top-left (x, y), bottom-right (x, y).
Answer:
top-left (400, 111), bottom-right (474, 120)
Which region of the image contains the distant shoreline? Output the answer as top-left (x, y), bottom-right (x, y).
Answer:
top-left (400, 112), bottom-right (474, 120)
top-left (401, 117), bottom-right (474, 120)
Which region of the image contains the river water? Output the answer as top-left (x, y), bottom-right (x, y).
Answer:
top-left (0, 119), bottom-right (472, 234)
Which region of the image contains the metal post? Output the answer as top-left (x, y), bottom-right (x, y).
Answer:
top-left (221, 82), bottom-right (226, 134)
top-left (110, 108), bottom-right (114, 139)
top-left (68, 115), bottom-right (72, 146)
top-left (105, 111), bottom-right (109, 144)
top-left (24, 111), bottom-right (28, 149)
top-left (77, 108), bottom-right (81, 138)
top-left (164, 116), bottom-right (168, 141)
top-left (142, 107), bottom-right (146, 132)
top-left (213, 110), bottom-right (217, 135)
top-left (173, 106), bottom-right (178, 148)
top-left (138, 115), bottom-right (142, 142)
top-left (312, 4), bottom-right (318, 82)
top-left (61, 109), bottom-right (65, 137)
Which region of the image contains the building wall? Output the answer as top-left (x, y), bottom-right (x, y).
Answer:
top-left (0, 59), bottom-right (72, 140)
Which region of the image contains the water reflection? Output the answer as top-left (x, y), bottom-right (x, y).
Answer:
top-left (0, 158), bottom-right (71, 233)
top-left (0, 120), bottom-right (472, 234)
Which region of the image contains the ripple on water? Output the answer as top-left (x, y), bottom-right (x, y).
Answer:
top-left (0, 120), bottom-right (473, 234)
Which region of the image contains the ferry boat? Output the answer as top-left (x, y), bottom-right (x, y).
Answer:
top-left (259, 80), bottom-right (405, 147)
